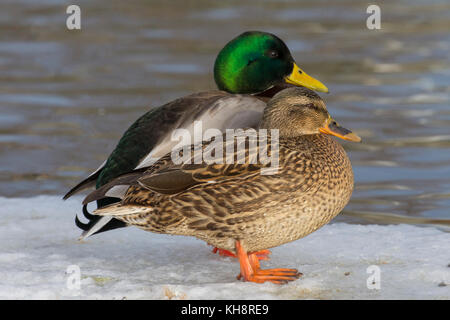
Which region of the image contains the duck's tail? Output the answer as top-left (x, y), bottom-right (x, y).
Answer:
top-left (78, 216), bottom-right (114, 241)
top-left (77, 203), bottom-right (152, 241)
top-left (94, 203), bottom-right (153, 217)
top-left (75, 202), bottom-right (126, 240)
top-left (79, 203), bottom-right (153, 235)
top-left (76, 170), bottom-right (149, 239)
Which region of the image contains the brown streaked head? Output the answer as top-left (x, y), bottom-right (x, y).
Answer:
top-left (260, 87), bottom-right (361, 142)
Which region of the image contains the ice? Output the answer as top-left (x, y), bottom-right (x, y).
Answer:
top-left (0, 196), bottom-right (448, 299)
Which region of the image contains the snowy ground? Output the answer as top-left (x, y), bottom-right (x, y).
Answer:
top-left (0, 196), bottom-right (448, 300)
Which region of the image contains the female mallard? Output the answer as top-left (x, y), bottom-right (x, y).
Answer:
top-left (64, 31), bottom-right (329, 240)
top-left (82, 87), bottom-right (360, 284)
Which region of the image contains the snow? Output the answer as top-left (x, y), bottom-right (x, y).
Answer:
top-left (0, 196), bottom-right (448, 300)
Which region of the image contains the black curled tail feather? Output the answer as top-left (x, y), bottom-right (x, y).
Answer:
top-left (75, 198), bottom-right (127, 235)
top-left (75, 204), bottom-right (96, 231)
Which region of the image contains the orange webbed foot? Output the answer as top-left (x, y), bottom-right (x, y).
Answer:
top-left (235, 241), bottom-right (301, 284)
top-left (247, 268), bottom-right (302, 284)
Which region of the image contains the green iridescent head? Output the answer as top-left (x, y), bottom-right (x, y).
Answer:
top-left (214, 31), bottom-right (328, 94)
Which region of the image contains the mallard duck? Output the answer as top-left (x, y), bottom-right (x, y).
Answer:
top-left (82, 87), bottom-right (360, 284)
top-left (64, 31), bottom-right (329, 241)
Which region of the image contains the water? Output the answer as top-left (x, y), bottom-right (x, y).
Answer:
top-left (1, 0), bottom-right (449, 228)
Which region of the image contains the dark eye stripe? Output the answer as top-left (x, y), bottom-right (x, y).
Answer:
top-left (303, 103), bottom-right (321, 112)
top-left (290, 102), bottom-right (326, 115)
top-left (302, 103), bottom-right (328, 117)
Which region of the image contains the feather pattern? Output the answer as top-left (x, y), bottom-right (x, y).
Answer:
top-left (65, 91), bottom-right (267, 237)
top-left (86, 132), bottom-right (354, 253)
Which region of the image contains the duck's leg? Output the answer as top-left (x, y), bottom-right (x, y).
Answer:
top-left (212, 247), bottom-right (271, 260)
top-left (212, 247), bottom-right (236, 257)
top-left (235, 241), bottom-right (302, 284)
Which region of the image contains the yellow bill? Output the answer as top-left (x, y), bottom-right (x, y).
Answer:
top-left (285, 63), bottom-right (329, 93)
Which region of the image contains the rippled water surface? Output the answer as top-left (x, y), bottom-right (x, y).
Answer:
top-left (1, 0), bottom-right (449, 228)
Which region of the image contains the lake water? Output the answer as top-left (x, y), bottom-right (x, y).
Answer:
top-left (1, 0), bottom-right (449, 229)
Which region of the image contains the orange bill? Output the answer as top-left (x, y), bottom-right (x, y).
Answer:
top-left (319, 118), bottom-right (361, 142)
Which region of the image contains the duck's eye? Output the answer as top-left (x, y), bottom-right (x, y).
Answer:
top-left (268, 50), bottom-right (279, 58)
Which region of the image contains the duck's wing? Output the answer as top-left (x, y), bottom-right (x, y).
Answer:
top-left (83, 131), bottom-right (275, 207)
top-left (87, 133), bottom-right (288, 239)
top-left (129, 92), bottom-right (267, 171)
top-left (69, 92), bottom-right (266, 238)
top-left (64, 91), bottom-right (266, 199)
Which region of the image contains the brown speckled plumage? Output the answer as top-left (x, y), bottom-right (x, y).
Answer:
top-left (87, 87), bottom-right (357, 256)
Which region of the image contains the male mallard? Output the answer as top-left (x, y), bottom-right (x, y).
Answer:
top-left (82, 87), bottom-right (360, 284)
top-left (64, 31), bottom-right (328, 240)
